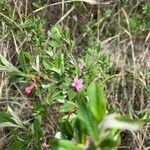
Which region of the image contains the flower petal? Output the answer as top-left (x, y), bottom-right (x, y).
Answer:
top-left (25, 87), bottom-right (32, 94)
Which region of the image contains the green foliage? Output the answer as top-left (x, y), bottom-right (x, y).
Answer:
top-left (0, 1), bottom-right (149, 149)
top-left (59, 101), bottom-right (77, 113)
top-left (78, 98), bottom-right (99, 142)
top-left (50, 139), bottom-right (84, 150)
top-left (87, 82), bottom-right (106, 122)
top-left (0, 20), bottom-right (144, 149)
top-left (129, 3), bottom-right (150, 32)
top-left (51, 83), bottom-right (142, 150)
top-left (138, 111), bottom-right (150, 124)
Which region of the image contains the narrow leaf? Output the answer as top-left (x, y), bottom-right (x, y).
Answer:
top-left (50, 139), bottom-right (84, 150)
top-left (100, 114), bottom-right (142, 131)
top-left (7, 106), bottom-right (25, 129)
top-left (59, 102), bottom-right (76, 113)
top-left (77, 101), bottom-right (99, 141)
top-left (87, 82), bottom-right (106, 122)
top-left (0, 122), bottom-right (19, 128)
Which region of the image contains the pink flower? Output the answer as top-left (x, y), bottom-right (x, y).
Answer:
top-left (25, 82), bottom-right (36, 94)
top-left (42, 143), bottom-right (49, 150)
top-left (25, 86), bottom-right (32, 94)
top-left (79, 62), bottom-right (85, 70)
top-left (71, 79), bottom-right (83, 91)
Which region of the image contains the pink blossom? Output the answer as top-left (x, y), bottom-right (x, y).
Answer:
top-left (42, 143), bottom-right (49, 150)
top-left (71, 79), bottom-right (83, 91)
top-left (25, 82), bottom-right (36, 94)
top-left (79, 62), bottom-right (85, 70)
top-left (25, 86), bottom-right (32, 94)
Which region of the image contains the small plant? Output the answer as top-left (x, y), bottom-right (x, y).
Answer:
top-left (0, 23), bottom-right (144, 149)
top-left (0, 82), bottom-right (142, 150)
top-left (0, 106), bottom-right (42, 149)
top-left (51, 82), bottom-right (142, 150)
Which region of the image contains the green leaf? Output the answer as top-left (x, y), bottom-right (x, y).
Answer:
top-left (9, 74), bottom-right (24, 84)
top-left (32, 117), bottom-right (42, 139)
top-left (43, 59), bottom-right (61, 75)
top-left (0, 122), bottom-right (19, 128)
top-left (0, 112), bottom-right (15, 123)
top-left (50, 139), bottom-right (84, 150)
top-left (7, 106), bottom-right (26, 130)
top-left (18, 51), bottom-right (28, 73)
top-left (138, 111), bottom-right (150, 123)
top-left (42, 60), bottom-right (52, 70)
top-left (55, 53), bottom-right (64, 74)
top-left (50, 68), bottom-right (61, 75)
top-left (59, 101), bottom-right (76, 113)
top-left (100, 114), bottom-right (143, 131)
top-left (0, 112), bottom-right (19, 128)
top-left (22, 51), bottom-right (33, 61)
top-left (0, 54), bottom-right (33, 78)
top-left (68, 90), bottom-right (76, 101)
top-left (7, 140), bottom-right (27, 150)
top-left (49, 25), bottom-right (62, 41)
top-left (99, 138), bottom-right (119, 150)
top-left (87, 82), bottom-right (106, 122)
top-left (77, 100), bottom-right (99, 142)
top-left (49, 40), bottom-right (60, 48)
top-left (73, 118), bottom-right (86, 144)
top-left (0, 54), bottom-right (19, 72)
top-left (60, 120), bottom-right (74, 139)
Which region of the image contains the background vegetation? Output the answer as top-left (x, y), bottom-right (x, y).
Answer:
top-left (0, 0), bottom-right (150, 149)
